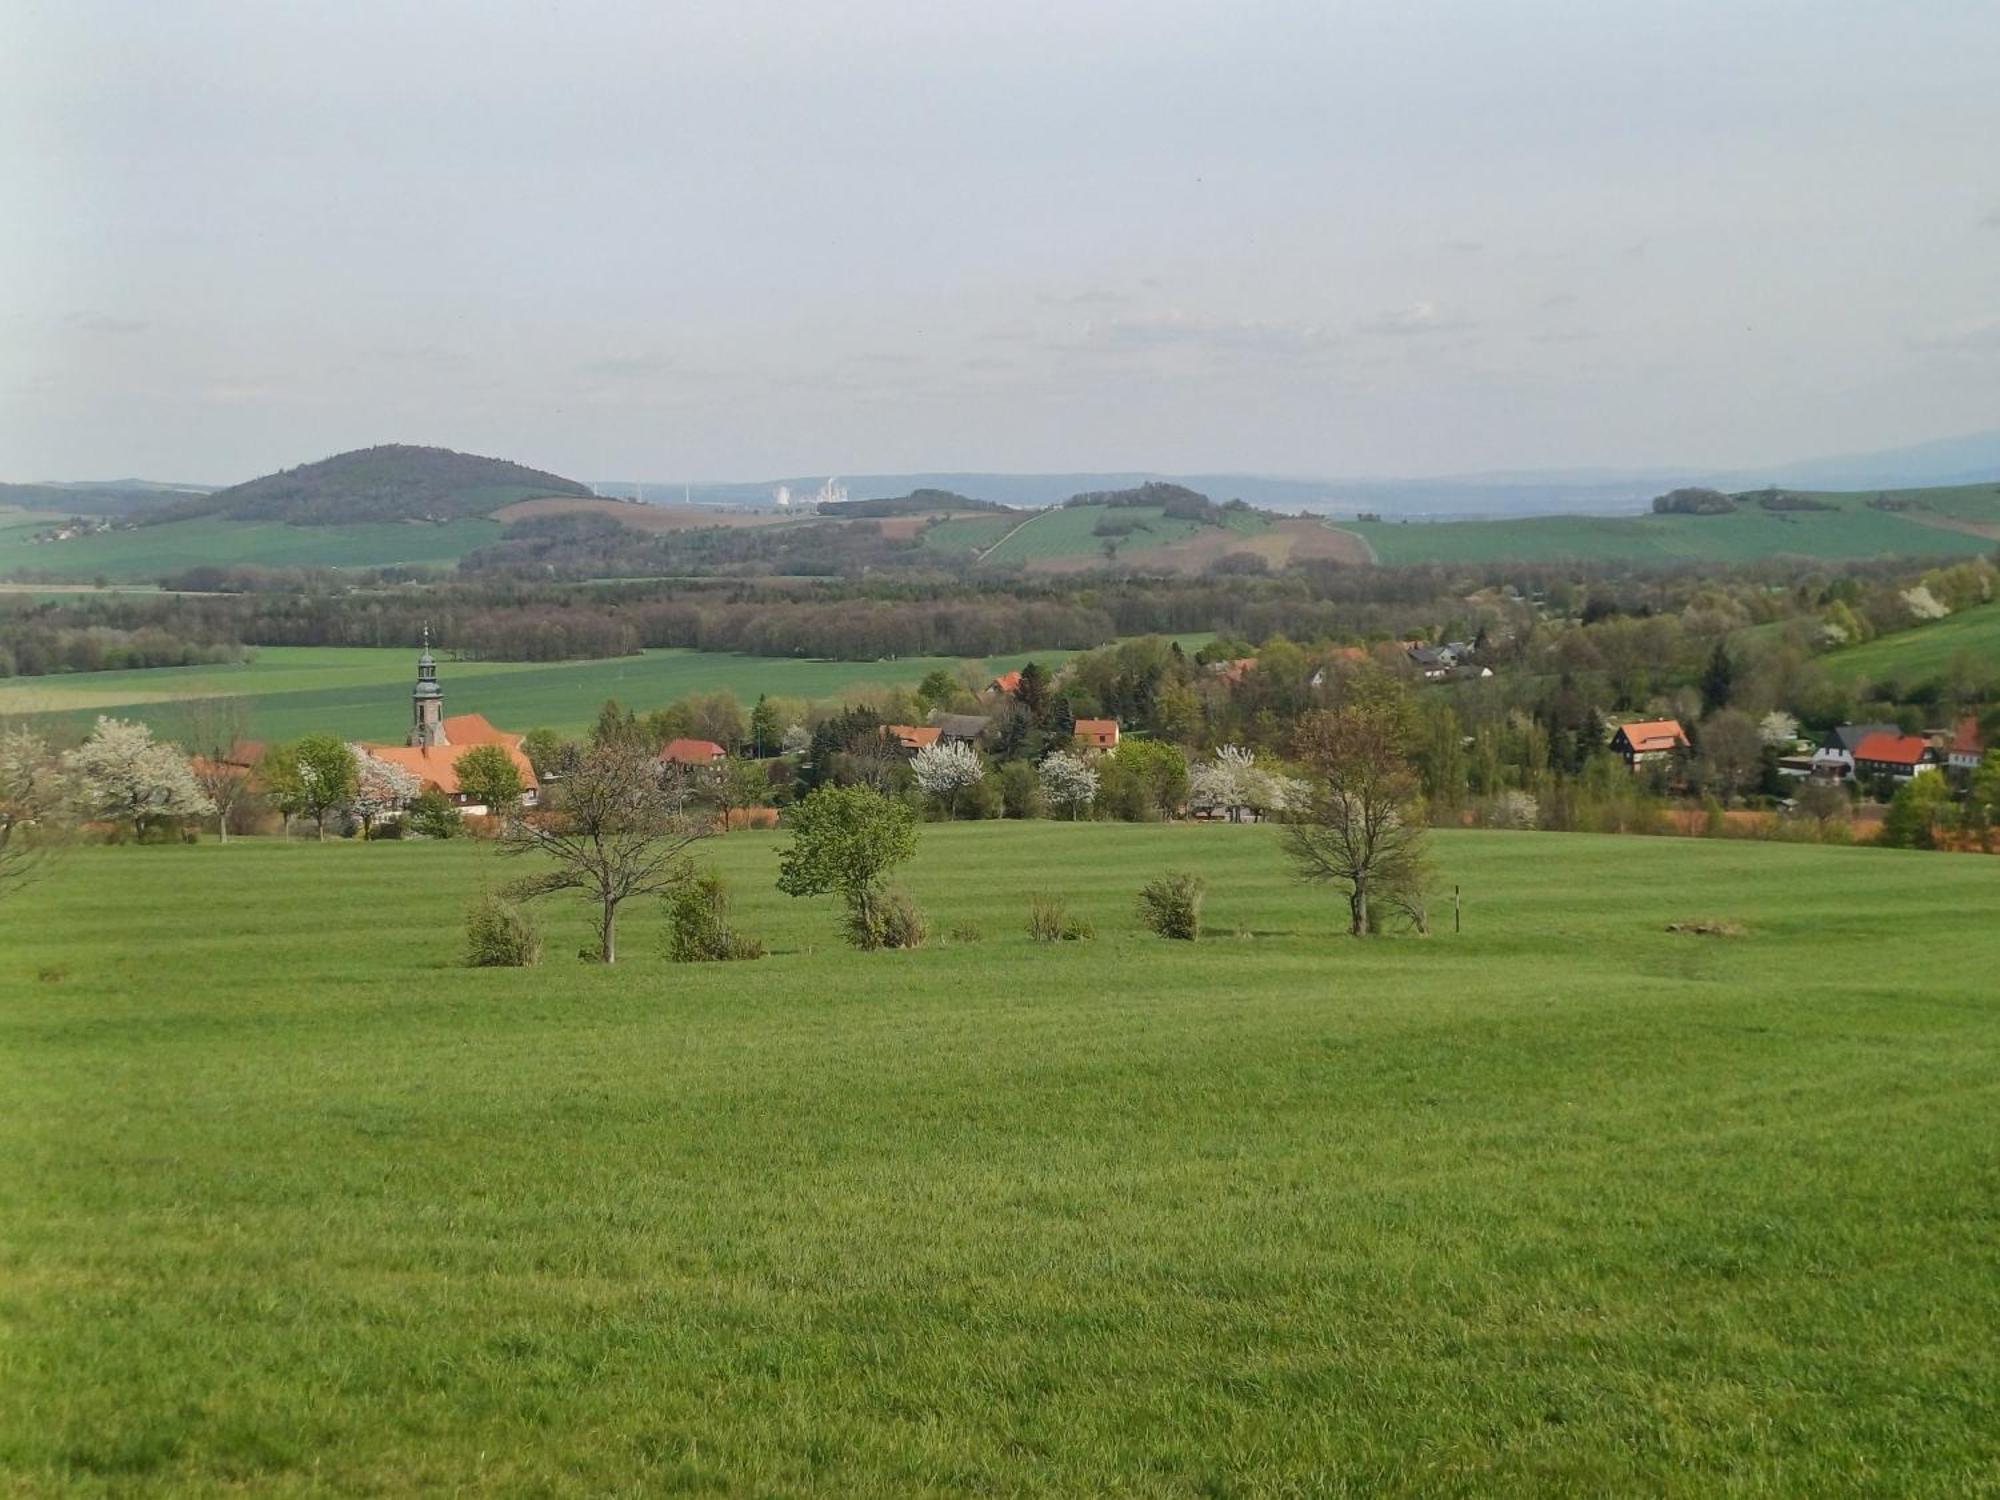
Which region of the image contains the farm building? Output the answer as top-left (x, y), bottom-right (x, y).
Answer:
top-left (885, 724), bottom-right (943, 753)
top-left (1810, 723), bottom-right (1903, 780)
top-left (1947, 717), bottom-right (1986, 774)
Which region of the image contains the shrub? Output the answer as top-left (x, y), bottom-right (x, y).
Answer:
top-left (366, 818), bottom-right (406, 840)
top-left (1027, 893), bottom-right (1094, 942)
top-left (1137, 871), bottom-right (1205, 941)
top-left (407, 787), bottom-right (463, 839)
top-left (665, 870), bottom-right (765, 962)
top-left (853, 888), bottom-right (928, 951)
top-left (464, 892), bottom-right (541, 967)
top-left (948, 921), bottom-right (983, 944)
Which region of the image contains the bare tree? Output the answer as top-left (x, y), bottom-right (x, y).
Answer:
top-left (179, 698), bottom-right (255, 842)
top-left (0, 728), bottom-right (71, 904)
top-left (499, 741), bottom-right (711, 963)
top-left (1282, 704), bottom-right (1431, 936)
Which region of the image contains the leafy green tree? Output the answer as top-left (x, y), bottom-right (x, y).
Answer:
top-left (1700, 641), bottom-right (1735, 713)
top-left (1878, 774), bottom-right (1950, 850)
top-left (260, 733), bottom-right (358, 841)
top-left (520, 727), bottom-right (574, 780)
top-left (1012, 661), bottom-right (1051, 718)
top-left (716, 759), bottom-right (771, 830)
top-left (454, 744), bottom-right (525, 812)
top-left (914, 671), bottom-right (958, 715)
top-left (775, 784), bottom-right (918, 949)
top-left (406, 786), bottom-right (463, 839)
top-left (1108, 738), bottom-right (1189, 819)
top-left (591, 698), bottom-right (642, 748)
top-left (749, 695), bottom-right (783, 757)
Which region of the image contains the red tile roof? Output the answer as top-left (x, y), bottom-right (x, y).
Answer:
top-left (1951, 716), bottom-right (1985, 757)
top-left (988, 670), bottom-right (1023, 695)
top-left (440, 712), bottom-right (519, 748)
top-left (1615, 719), bottom-right (1688, 753)
top-left (661, 737), bottom-right (726, 765)
top-left (1852, 731), bottom-right (1930, 767)
top-left (360, 742), bottom-right (539, 798)
top-left (1212, 657), bottom-right (1257, 684)
top-left (1073, 717), bottom-right (1119, 749)
top-left (886, 724), bottom-right (943, 750)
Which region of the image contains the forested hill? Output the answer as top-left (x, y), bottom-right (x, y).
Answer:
top-left (820, 489), bottom-right (1015, 518)
top-left (156, 445), bottom-right (591, 526)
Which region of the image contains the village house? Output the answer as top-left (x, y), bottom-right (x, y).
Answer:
top-left (985, 670), bottom-right (1023, 698)
top-left (1809, 723), bottom-right (1902, 781)
top-left (660, 738), bottom-right (726, 767)
top-left (884, 724), bottom-right (943, 754)
top-left (1610, 718), bottom-right (1689, 772)
top-left (1849, 730), bottom-right (1938, 785)
top-left (1946, 716), bottom-right (1986, 775)
top-left (355, 635), bottom-right (540, 816)
top-left (1072, 718), bottom-right (1120, 753)
top-left (930, 713), bottom-right (991, 747)
top-left (1209, 657), bottom-right (1258, 685)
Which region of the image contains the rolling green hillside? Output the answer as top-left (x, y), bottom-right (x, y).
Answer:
top-left (2, 826), bottom-right (1995, 1493)
top-left (0, 643), bottom-right (1089, 743)
top-left (973, 503), bottom-right (1268, 568)
top-left (1818, 599), bottom-right (2000, 689)
top-left (1341, 483), bottom-right (2000, 566)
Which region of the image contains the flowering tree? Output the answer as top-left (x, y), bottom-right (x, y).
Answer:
top-left (1038, 750), bottom-right (1099, 820)
top-left (1189, 744), bottom-right (1260, 821)
top-left (911, 739), bottom-right (985, 818)
top-left (349, 749), bottom-right (424, 835)
top-left (1758, 711), bottom-right (1801, 748)
top-left (779, 723), bottom-right (812, 756)
top-left (1, 728), bottom-right (70, 900)
top-left (63, 716), bottom-right (213, 838)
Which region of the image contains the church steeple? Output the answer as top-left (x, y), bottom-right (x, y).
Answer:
top-left (410, 625), bottom-right (446, 747)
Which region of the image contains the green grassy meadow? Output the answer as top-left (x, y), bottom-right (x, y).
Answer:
top-left (1, 824), bottom-right (1995, 1495)
top-left (0, 644), bottom-right (1084, 743)
top-left (0, 516), bottom-right (504, 581)
top-left (1342, 488), bottom-right (2000, 567)
top-left (975, 505), bottom-right (1267, 567)
top-left (1818, 599), bottom-right (2000, 690)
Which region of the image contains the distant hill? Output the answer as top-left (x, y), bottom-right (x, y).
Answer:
top-left (0, 480), bottom-right (208, 518)
top-left (821, 489), bottom-right (1015, 518)
top-left (159, 445), bottom-right (590, 526)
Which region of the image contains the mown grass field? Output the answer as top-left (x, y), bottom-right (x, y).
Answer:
top-left (0, 645), bottom-right (1080, 744)
top-left (2, 824), bottom-right (1995, 1495)
top-left (0, 516), bottom-right (504, 581)
top-left (1342, 488), bottom-right (2000, 567)
top-left (1818, 599), bottom-right (2000, 689)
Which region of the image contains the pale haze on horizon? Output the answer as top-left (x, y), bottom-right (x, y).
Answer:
top-left (3, 0), bottom-right (1998, 487)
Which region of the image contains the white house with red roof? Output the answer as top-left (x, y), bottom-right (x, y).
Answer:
top-left (1850, 731), bottom-right (1939, 784)
top-left (660, 738), bottom-right (727, 767)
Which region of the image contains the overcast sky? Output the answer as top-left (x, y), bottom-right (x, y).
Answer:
top-left (4, 0), bottom-right (1998, 485)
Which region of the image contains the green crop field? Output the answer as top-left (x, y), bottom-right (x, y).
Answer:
top-left (919, 512), bottom-right (1019, 555)
top-left (1817, 599), bottom-right (2000, 690)
top-left (1, 824), bottom-right (1995, 1495)
top-left (0, 516), bottom-right (504, 581)
top-left (0, 644), bottom-right (1088, 744)
top-left (1342, 489), bottom-right (2000, 567)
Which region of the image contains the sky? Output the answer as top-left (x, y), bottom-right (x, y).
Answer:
top-left (4, 0), bottom-right (1999, 486)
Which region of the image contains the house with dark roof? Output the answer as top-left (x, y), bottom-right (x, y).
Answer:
top-left (1610, 718), bottom-right (1689, 771)
top-left (1810, 723), bottom-right (1902, 780)
top-left (930, 713), bottom-right (991, 746)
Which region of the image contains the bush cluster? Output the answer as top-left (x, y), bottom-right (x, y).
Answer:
top-left (464, 892), bottom-right (542, 967)
top-left (1137, 872), bottom-right (1205, 941)
top-left (665, 871), bottom-right (765, 963)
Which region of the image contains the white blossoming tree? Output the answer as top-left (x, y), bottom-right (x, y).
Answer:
top-left (1188, 744), bottom-right (1257, 821)
top-left (63, 716), bottom-right (214, 839)
top-left (349, 748), bottom-right (424, 835)
top-left (779, 723), bottom-right (812, 757)
top-left (1758, 711), bottom-right (1802, 748)
top-left (1, 728), bottom-right (71, 900)
top-left (1039, 750), bottom-right (1099, 820)
top-left (911, 739), bottom-right (985, 818)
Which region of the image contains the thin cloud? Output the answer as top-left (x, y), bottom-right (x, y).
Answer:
top-left (1077, 310), bottom-right (1342, 357)
top-left (1912, 320), bottom-right (2000, 354)
top-left (1354, 301), bottom-right (1470, 337)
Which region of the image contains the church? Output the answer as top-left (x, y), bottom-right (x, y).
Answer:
top-left (356, 634), bottom-right (541, 814)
